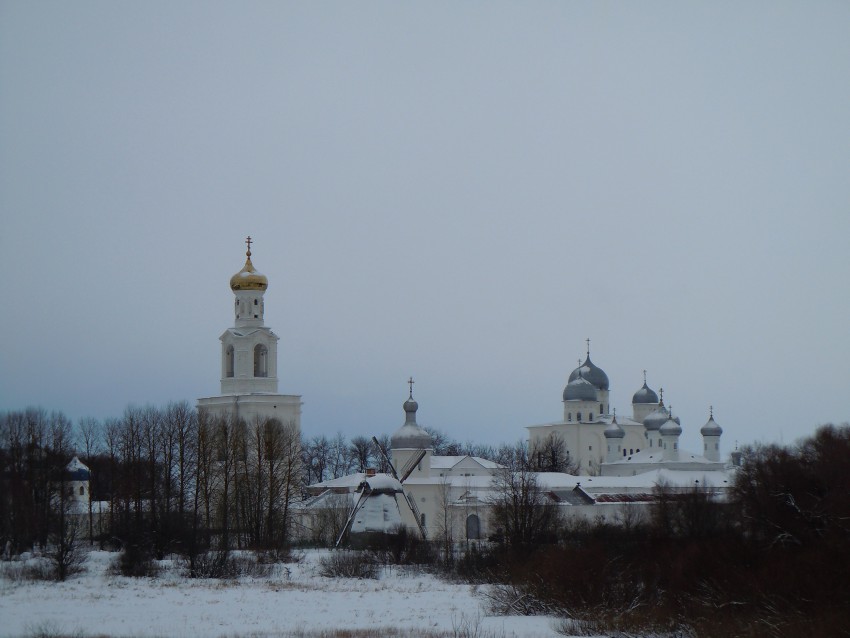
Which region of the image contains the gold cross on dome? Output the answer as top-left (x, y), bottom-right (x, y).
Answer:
top-left (586, 338), bottom-right (590, 356)
top-left (408, 376), bottom-right (414, 399)
top-left (245, 236), bottom-right (253, 255)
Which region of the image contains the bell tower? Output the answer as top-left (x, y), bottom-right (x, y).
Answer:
top-left (198, 237), bottom-right (301, 431)
top-left (219, 237), bottom-right (279, 395)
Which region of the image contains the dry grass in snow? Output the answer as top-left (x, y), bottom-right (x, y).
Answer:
top-left (0, 550), bottom-right (562, 638)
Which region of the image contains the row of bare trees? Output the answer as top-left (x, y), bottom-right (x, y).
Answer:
top-left (0, 408), bottom-right (79, 577)
top-left (0, 403), bottom-right (303, 573)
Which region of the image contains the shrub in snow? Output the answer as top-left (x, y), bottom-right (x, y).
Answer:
top-left (318, 550), bottom-right (378, 579)
top-left (112, 544), bottom-right (160, 578)
top-left (184, 550), bottom-right (273, 579)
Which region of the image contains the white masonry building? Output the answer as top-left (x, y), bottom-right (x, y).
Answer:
top-left (527, 343), bottom-right (725, 477)
top-left (197, 238), bottom-right (302, 430)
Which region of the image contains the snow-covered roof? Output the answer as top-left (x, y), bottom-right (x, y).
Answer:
top-left (430, 455), bottom-right (502, 470)
top-left (535, 468), bottom-right (734, 492)
top-left (308, 472), bottom-right (367, 492)
top-left (526, 414), bottom-right (644, 429)
top-left (307, 472), bottom-right (404, 495)
top-left (363, 475), bottom-right (403, 493)
top-left (605, 447), bottom-right (715, 466)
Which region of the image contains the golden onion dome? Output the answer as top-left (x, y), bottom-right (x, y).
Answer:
top-left (230, 238), bottom-right (268, 291)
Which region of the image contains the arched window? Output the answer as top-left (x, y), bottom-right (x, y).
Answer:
top-left (567, 412), bottom-right (572, 422)
top-left (599, 403), bottom-right (603, 414)
top-left (623, 449), bottom-right (627, 457)
top-left (589, 413), bottom-right (594, 421)
top-left (79, 486), bottom-right (85, 496)
top-left (254, 344), bottom-right (268, 377)
top-left (577, 412), bottom-right (582, 422)
top-left (466, 514), bottom-right (481, 540)
top-left (225, 346), bottom-right (234, 378)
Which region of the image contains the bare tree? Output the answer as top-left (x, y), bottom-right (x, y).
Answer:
top-left (310, 493), bottom-right (351, 546)
top-left (166, 401), bottom-right (196, 540)
top-left (308, 434), bottom-right (331, 483)
top-left (530, 432), bottom-right (577, 474)
top-left (47, 411), bottom-right (80, 580)
top-left (489, 441), bottom-right (559, 548)
top-left (194, 409), bottom-right (219, 552)
top-left (275, 420), bottom-right (301, 547)
top-left (329, 432), bottom-right (353, 479)
top-left (77, 416), bottom-right (100, 545)
top-left (350, 435), bottom-right (373, 472)
top-left (48, 478), bottom-right (83, 581)
top-left (140, 406), bottom-right (163, 553)
top-left (214, 412), bottom-right (242, 552)
top-left (103, 417), bottom-right (122, 543)
top-left (434, 475), bottom-right (456, 565)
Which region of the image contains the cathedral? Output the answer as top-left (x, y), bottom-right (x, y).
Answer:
top-left (527, 342), bottom-right (725, 477)
top-left (197, 238), bottom-right (302, 429)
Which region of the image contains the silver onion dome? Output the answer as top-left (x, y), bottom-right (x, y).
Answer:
top-left (568, 355), bottom-right (610, 391)
top-left (660, 416), bottom-right (683, 437)
top-left (390, 393), bottom-right (432, 450)
top-left (604, 418), bottom-right (625, 439)
top-left (644, 404), bottom-right (680, 431)
top-left (632, 382), bottom-right (659, 405)
top-left (563, 375), bottom-right (598, 402)
top-left (701, 414), bottom-right (723, 437)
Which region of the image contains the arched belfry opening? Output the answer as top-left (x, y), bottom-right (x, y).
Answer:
top-left (225, 345), bottom-right (235, 378)
top-left (254, 344), bottom-right (268, 377)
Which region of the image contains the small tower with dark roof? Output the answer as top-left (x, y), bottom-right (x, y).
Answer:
top-left (660, 410), bottom-right (683, 461)
top-left (631, 371), bottom-right (660, 424)
top-left (700, 407), bottom-right (723, 462)
top-left (604, 412), bottom-right (625, 463)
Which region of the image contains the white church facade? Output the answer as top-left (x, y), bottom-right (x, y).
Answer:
top-left (302, 388), bottom-right (503, 543)
top-left (527, 343), bottom-right (725, 477)
top-left (197, 238), bottom-right (302, 430)
top-left (302, 379), bottom-right (735, 544)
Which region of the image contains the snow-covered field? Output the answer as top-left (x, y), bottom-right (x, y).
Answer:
top-left (0, 550), bottom-right (563, 638)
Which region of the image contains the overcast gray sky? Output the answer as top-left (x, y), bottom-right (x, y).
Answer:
top-left (2, 1), bottom-right (848, 453)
